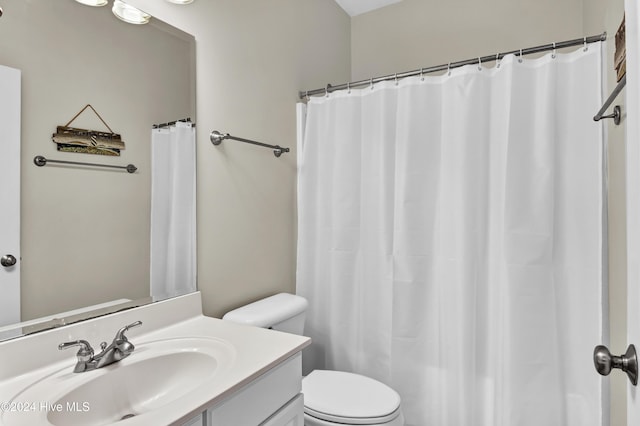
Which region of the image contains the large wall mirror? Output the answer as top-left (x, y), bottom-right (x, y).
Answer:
top-left (0, 0), bottom-right (196, 341)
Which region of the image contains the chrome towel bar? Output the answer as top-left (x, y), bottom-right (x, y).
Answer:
top-left (210, 130), bottom-right (290, 158)
top-left (594, 74), bottom-right (626, 125)
top-left (34, 155), bottom-right (137, 173)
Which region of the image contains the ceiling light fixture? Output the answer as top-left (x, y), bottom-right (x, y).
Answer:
top-left (166, 0), bottom-right (195, 4)
top-left (74, 0), bottom-right (108, 6)
top-left (112, 0), bottom-right (151, 25)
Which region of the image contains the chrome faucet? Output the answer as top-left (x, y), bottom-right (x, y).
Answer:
top-left (59, 321), bottom-right (142, 373)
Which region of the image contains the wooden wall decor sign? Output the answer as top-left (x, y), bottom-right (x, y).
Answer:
top-left (52, 104), bottom-right (125, 156)
top-left (615, 14), bottom-right (626, 82)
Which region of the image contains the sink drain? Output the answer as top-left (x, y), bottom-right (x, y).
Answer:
top-left (120, 413), bottom-right (136, 420)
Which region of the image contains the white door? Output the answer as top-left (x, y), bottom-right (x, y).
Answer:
top-left (0, 65), bottom-right (21, 326)
top-left (627, 93), bottom-right (640, 425)
top-left (627, 0), bottom-right (640, 423)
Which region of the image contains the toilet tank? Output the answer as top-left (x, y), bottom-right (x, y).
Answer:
top-left (222, 293), bottom-right (308, 335)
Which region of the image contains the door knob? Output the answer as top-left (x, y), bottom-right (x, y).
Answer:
top-left (0, 254), bottom-right (16, 268)
top-left (594, 344), bottom-right (638, 386)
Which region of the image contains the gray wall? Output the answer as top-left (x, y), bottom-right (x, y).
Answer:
top-left (126, 0), bottom-right (351, 318)
top-left (351, 0), bottom-right (584, 81)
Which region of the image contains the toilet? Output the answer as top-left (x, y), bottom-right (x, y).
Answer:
top-left (223, 293), bottom-right (405, 426)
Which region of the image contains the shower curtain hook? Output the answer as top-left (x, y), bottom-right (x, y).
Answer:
top-left (478, 57), bottom-right (482, 71)
top-left (305, 90), bottom-right (309, 102)
top-left (370, 77), bottom-right (374, 90)
top-left (552, 42), bottom-right (557, 59)
top-left (518, 48), bottom-right (523, 63)
top-left (325, 84), bottom-right (330, 98)
top-left (496, 53), bottom-right (501, 68)
top-left (447, 62), bottom-right (452, 76)
top-left (395, 73), bottom-right (399, 86)
top-left (420, 67), bottom-right (425, 81)
top-left (347, 81), bottom-right (351, 94)
top-left (583, 36), bottom-right (588, 51)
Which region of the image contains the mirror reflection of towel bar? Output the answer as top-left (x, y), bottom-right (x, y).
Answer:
top-left (33, 155), bottom-right (137, 173)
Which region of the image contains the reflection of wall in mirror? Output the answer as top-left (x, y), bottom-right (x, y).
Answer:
top-left (0, 0), bottom-right (195, 323)
top-left (0, 65), bottom-right (21, 327)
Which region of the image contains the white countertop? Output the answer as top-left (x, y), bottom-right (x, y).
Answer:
top-left (0, 292), bottom-right (311, 425)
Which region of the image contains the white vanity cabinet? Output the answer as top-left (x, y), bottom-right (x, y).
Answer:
top-left (259, 394), bottom-right (304, 426)
top-left (182, 413), bottom-right (205, 426)
top-left (203, 352), bottom-right (304, 426)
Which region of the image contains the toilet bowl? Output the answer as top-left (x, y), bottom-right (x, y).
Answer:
top-left (223, 293), bottom-right (405, 426)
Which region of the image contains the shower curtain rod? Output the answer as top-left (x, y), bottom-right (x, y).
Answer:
top-left (152, 117), bottom-right (194, 129)
top-left (299, 32), bottom-right (607, 99)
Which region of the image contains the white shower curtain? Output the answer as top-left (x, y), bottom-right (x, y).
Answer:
top-left (150, 121), bottom-right (196, 301)
top-left (297, 45), bottom-right (606, 426)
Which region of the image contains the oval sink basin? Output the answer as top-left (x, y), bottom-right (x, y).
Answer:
top-left (2, 337), bottom-right (235, 426)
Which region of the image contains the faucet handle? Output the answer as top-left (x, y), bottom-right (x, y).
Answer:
top-left (114, 321), bottom-right (142, 342)
top-left (58, 340), bottom-right (94, 360)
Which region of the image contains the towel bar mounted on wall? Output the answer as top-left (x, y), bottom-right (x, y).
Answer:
top-left (594, 74), bottom-right (626, 125)
top-left (34, 155), bottom-right (137, 173)
top-left (210, 130), bottom-right (290, 158)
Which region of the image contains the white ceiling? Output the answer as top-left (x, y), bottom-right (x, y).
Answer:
top-left (334, 0), bottom-right (403, 17)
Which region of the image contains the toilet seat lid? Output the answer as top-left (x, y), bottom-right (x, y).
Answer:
top-left (302, 370), bottom-right (401, 424)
